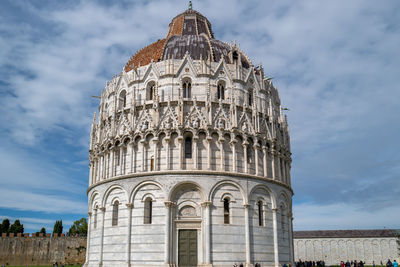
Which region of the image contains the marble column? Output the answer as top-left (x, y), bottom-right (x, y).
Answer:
top-left (201, 201), bottom-right (212, 265)
top-left (230, 139), bottom-right (237, 172)
top-left (254, 144), bottom-right (259, 176)
top-left (164, 201), bottom-right (173, 265)
top-left (85, 212), bottom-right (92, 266)
top-left (219, 138), bottom-right (225, 171)
top-left (129, 142), bottom-right (134, 174)
top-left (165, 136), bottom-right (171, 170)
top-left (271, 150), bottom-right (276, 180)
top-left (207, 136), bottom-right (212, 170)
top-left (119, 147), bottom-right (123, 175)
top-left (111, 149), bottom-right (115, 177)
top-left (104, 154), bottom-right (108, 179)
top-left (89, 163), bottom-right (93, 185)
top-left (244, 204), bottom-right (252, 267)
top-left (262, 146), bottom-right (268, 177)
top-left (126, 203), bottom-right (133, 267)
top-left (99, 207), bottom-right (106, 266)
top-left (243, 142), bottom-right (249, 174)
top-left (178, 135), bottom-right (184, 170)
top-left (193, 136), bottom-right (199, 169)
top-left (288, 212), bottom-right (294, 264)
top-left (103, 153), bottom-right (107, 180)
top-left (98, 156), bottom-right (102, 180)
top-left (153, 138), bottom-right (158, 171)
top-left (272, 208), bottom-right (280, 267)
top-left (94, 159), bottom-right (98, 183)
top-left (141, 140), bottom-right (146, 172)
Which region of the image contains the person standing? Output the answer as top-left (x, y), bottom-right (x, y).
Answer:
top-left (393, 260), bottom-right (398, 267)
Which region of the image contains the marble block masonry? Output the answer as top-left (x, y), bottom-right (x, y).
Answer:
top-left (85, 5), bottom-right (293, 267)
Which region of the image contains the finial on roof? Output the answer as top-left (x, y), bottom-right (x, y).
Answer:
top-left (189, 1), bottom-right (193, 10)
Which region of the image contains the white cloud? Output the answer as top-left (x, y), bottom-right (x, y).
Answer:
top-left (0, 189), bottom-right (86, 214)
top-left (0, 0), bottom-right (399, 230)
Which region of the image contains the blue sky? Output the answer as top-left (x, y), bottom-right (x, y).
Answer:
top-left (0, 0), bottom-right (399, 233)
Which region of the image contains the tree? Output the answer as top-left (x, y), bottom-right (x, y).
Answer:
top-left (9, 220), bottom-right (24, 234)
top-left (40, 227), bottom-right (46, 234)
top-left (68, 218), bottom-right (87, 236)
top-left (53, 220), bottom-right (63, 235)
top-left (1, 219), bottom-right (10, 233)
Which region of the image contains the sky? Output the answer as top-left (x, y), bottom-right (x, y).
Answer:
top-left (0, 0), bottom-right (399, 233)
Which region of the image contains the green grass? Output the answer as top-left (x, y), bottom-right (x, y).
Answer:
top-left (8, 266), bottom-right (81, 267)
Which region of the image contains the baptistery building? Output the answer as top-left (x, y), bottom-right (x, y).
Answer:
top-left (86, 6), bottom-right (293, 267)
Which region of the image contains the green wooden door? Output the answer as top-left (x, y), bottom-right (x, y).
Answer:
top-left (178, 229), bottom-right (197, 267)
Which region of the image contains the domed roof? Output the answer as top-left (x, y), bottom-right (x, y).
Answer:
top-left (124, 8), bottom-right (251, 71)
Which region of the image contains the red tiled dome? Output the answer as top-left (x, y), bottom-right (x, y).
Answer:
top-left (124, 9), bottom-right (251, 72)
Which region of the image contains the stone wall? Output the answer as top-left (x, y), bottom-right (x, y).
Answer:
top-left (293, 230), bottom-right (400, 265)
top-left (0, 236), bottom-right (86, 266)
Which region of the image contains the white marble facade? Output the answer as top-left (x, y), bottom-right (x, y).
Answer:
top-left (294, 237), bottom-right (399, 265)
top-left (85, 7), bottom-right (293, 267)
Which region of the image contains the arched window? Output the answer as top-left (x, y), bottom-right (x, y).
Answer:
top-left (247, 146), bottom-right (252, 164)
top-left (185, 137), bottom-right (192, 158)
top-left (116, 148), bottom-right (120, 166)
top-left (248, 89), bottom-right (253, 106)
top-left (183, 80), bottom-right (191, 99)
top-left (257, 201), bottom-right (263, 226)
top-left (112, 200), bottom-right (119, 226)
top-left (94, 206), bottom-right (98, 229)
top-left (217, 82), bottom-right (225, 100)
top-left (144, 197), bottom-right (153, 224)
top-left (147, 82), bottom-right (155, 100)
top-left (232, 51), bottom-right (239, 64)
top-left (119, 90), bottom-right (127, 110)
top-left (223, 198), bottom-right (230, 224)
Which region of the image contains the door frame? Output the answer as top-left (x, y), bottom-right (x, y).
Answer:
top-left (173, 219), bottom-right (202, 266)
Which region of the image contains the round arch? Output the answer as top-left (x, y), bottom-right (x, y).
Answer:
top-left (88, 190), bottom-right (101, 212)
top-left (168, 181), bottom-right (206, 203)
top-left (249, 184), bottom-right (276, 209)
top-left (130, 180), bottom-right (166, 204)
top-left (101, 184), bottom-right (129, 207)
top-left (208, 179), bottom-right (247, 204)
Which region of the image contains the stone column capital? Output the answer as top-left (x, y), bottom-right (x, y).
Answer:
top-left (164, 201), bottom-right (175, 208)
top-left (88, 212), bottom-right (92, 217)
top-left (126, 203), bottom-right (133, 209)
top-left (99, 207), bottom-right (106, 212)
top-left (243, 203), bottom-right (250, 208)
top-left (201, 201), bottom-right (212, 207)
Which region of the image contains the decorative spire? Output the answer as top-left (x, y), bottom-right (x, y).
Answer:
top-left (188, 1), bottom-right (193, 10)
